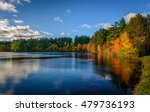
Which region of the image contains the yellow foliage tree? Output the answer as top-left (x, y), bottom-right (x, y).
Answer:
top-left (97, 45), bottom-right (101, 53)
top-left (119, 32), bottom-right (138, 56)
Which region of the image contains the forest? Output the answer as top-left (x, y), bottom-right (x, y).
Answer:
top-left (88, 14), bottom-right (150, 57)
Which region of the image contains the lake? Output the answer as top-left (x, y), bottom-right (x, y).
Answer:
top-left (0, 52), bottom-right (141, 95)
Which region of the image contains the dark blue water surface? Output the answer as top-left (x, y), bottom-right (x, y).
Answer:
top-left (0, 52), bottom-right (141, 95)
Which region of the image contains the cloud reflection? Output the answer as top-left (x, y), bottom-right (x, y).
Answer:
top-left (0, 59), bottom-right (40, 94)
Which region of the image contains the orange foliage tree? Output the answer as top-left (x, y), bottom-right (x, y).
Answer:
top-left (113, 38), bottom-right (120, 54)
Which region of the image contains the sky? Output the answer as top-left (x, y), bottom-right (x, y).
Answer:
top-left (0, 0), bottom-right (150, 40)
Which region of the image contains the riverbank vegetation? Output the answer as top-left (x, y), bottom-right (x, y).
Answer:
top-left (134, 56), bottom-right (150, 94)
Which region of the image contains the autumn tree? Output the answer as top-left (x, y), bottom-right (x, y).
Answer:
top-left (126, 14), bottom-right (149, 56)
top-left (119, 32), bottom-right (138, 56)
top-left (106, 18), bottom-right (126, 42)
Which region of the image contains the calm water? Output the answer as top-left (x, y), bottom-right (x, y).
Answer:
top-left (0, 52), bottom-right (141, 95)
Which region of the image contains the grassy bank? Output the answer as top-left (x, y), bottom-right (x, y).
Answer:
top-left (134, 56), bottom-right (150, 95)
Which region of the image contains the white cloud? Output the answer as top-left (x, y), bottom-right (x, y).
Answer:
top-left (34, 31), bottom-right (40, 35)
top-left (54, 17), bottom-right (63, 23)
top-left (10, 0), bottom-right (31, 4)
top-left (124, 13), bottom-right (137, 23)
top-left (0, 19), bottom-right (41, 41)
top-left (0, 0), bottom-right (30, 13)
top-left (65, 9), bottom-right (72, 15)
top-left (41, 31), bottom-right (54, 37)
top-left (0, 1), bottom-right (17, 13)
top-left (80, 23), bottom-right (112, 29)
top-left (101, 23), bottom-right (112, 29)
top-left (95, 23), bottom-right (112, 29)
top-left (0, 19), bottom-right (9, 29)
top-left (60, 32), bottom-right (70, 36)
top-left (13, 20), bottom-right (24, 24)
top-left (124, 13), bottom-right (149, 23)
top-left (60, 32), bottom-right (65, 36)
top-left (141, 13), bottom-right (149, 17)
top-left (67, 32), bottom-right (70, 35)
top-left (81, 24), bottom-right (92, 29)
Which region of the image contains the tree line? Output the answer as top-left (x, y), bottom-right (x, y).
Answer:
top-left (0, 36), bottom-right (90, 52)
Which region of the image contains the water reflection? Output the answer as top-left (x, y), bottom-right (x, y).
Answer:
top-left (95, 53), bottom-right (141, 93)
top-left (0, 59), bottom-right (40, 94)
top-left (0, 52), bottom-right (141, 95)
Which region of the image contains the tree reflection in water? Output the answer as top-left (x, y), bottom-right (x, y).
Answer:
top-left (94, 53), bottom-right (141, 94)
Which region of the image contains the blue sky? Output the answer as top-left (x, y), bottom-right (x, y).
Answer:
top-left (0, 0), bottom-right (150, 40)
